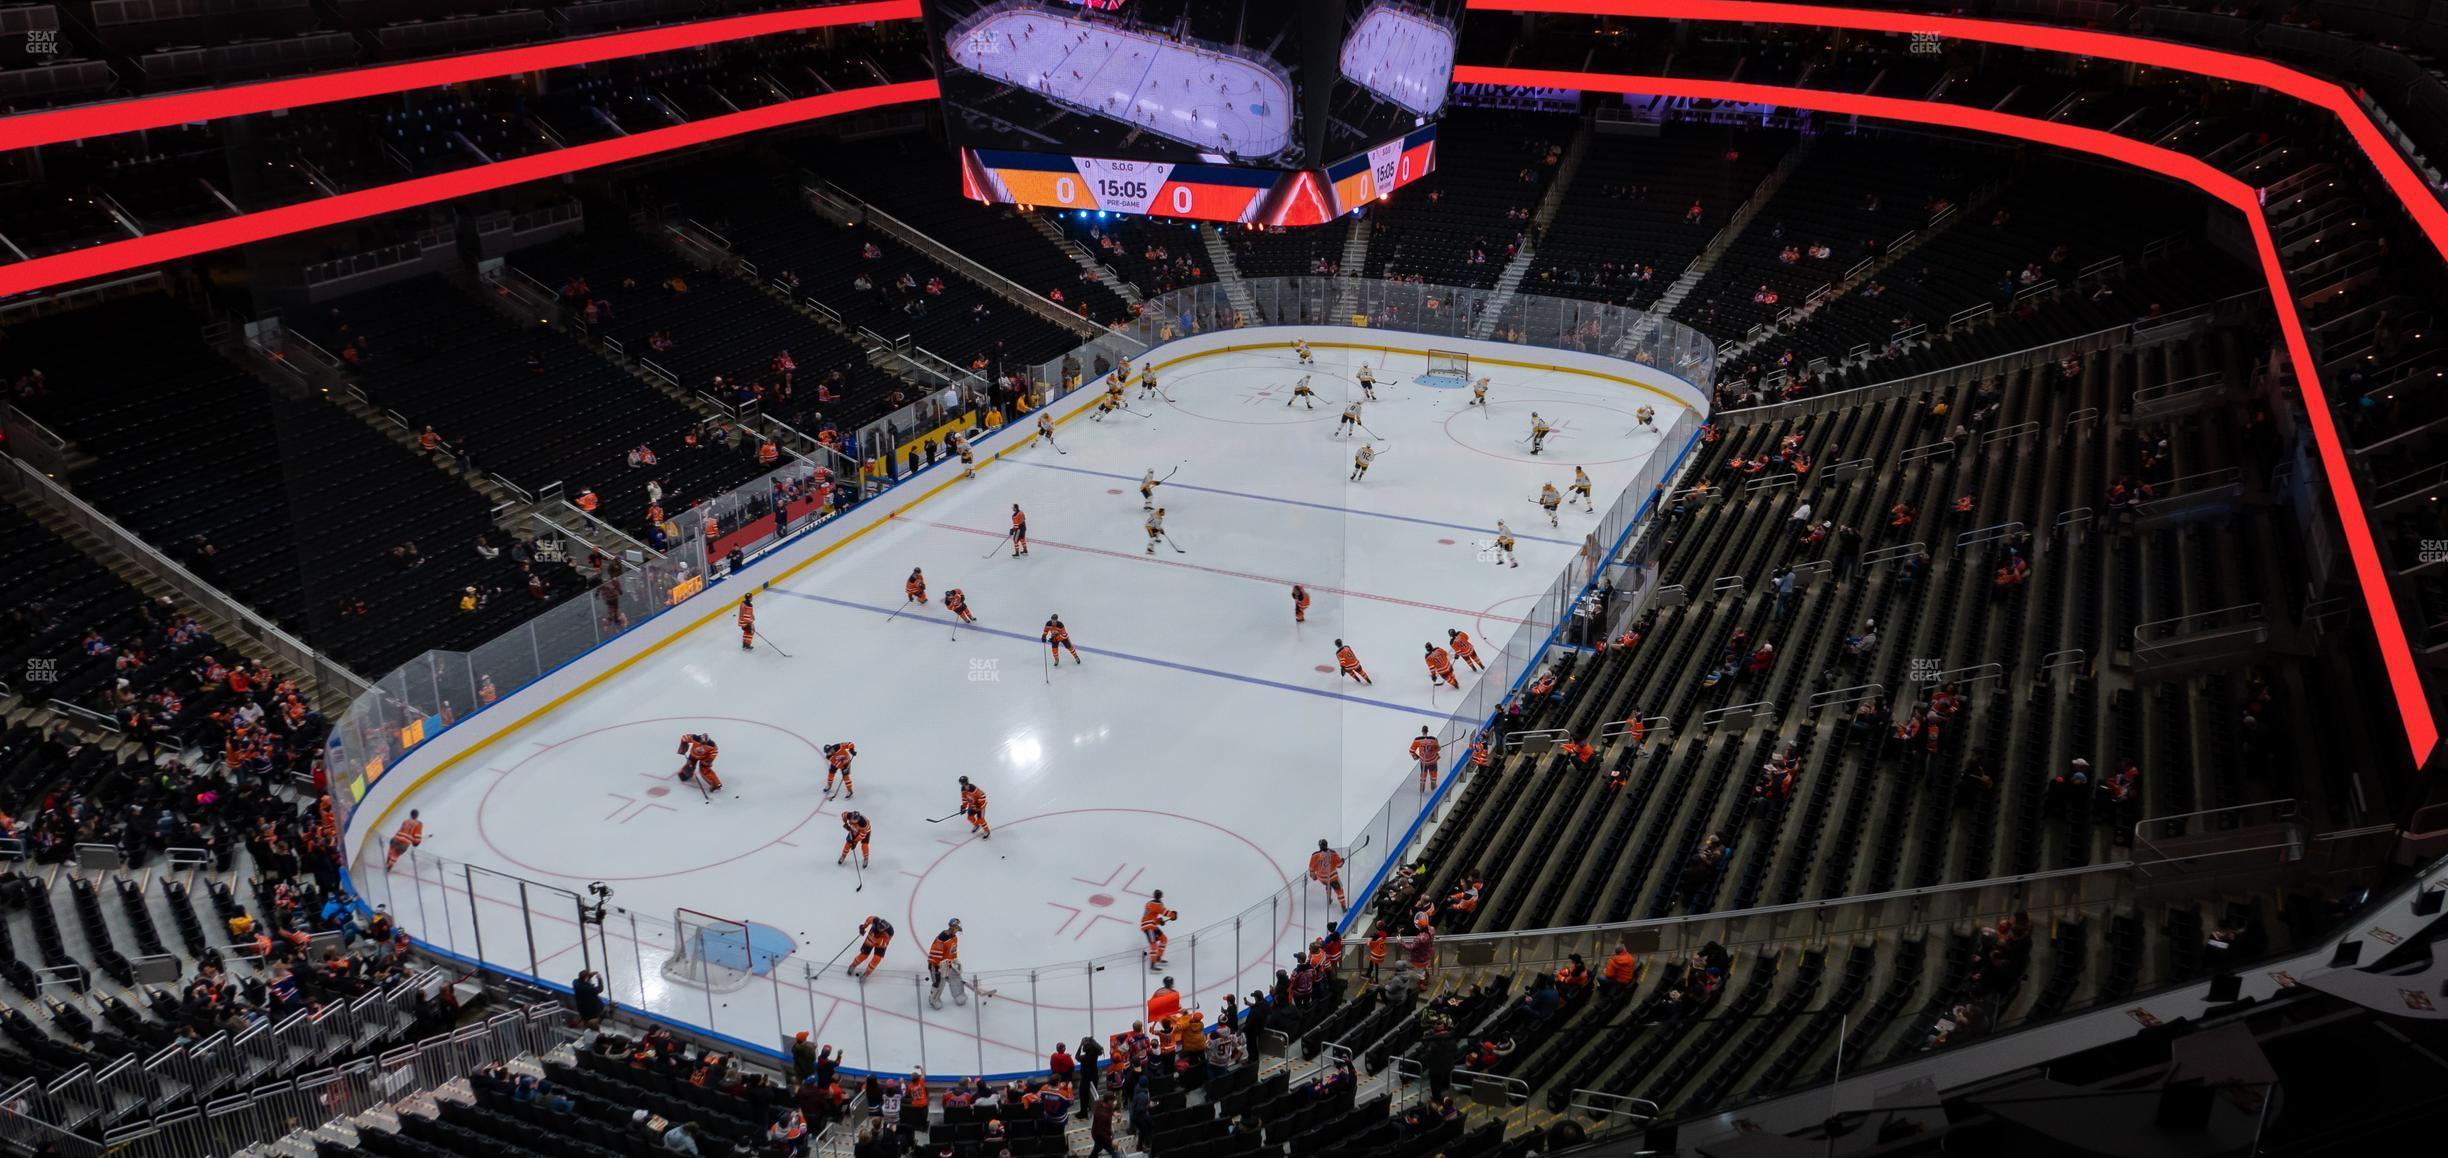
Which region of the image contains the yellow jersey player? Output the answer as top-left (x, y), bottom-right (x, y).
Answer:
top-left (1529, 411), bottom-right (1553, 455)
top-left (1491, 520), bottom-right (1519, 568)
top-left (1139, 467), bottom-right (1162, 510)
top-left (1355, 365), bottom-right (1378, 400)
top-left (1539, 482), bottom-right (1563, 527)
top-left (1336, 398), bottom-right (1365, 439)
top-left (1350, 443), bottom-right (1376, 481)
top-left (1287, 374), bottom-right (1316, 408)
top-left (1570, 466), bottom-right (1593, 509)
top-left (1138, 368), bottom-right (1161, 398)
top-left (1144, 507), bottom-right (1167, 554)
top-left (1470, 376), bottom-right (1491, 406)
top-left (1292, 338), bottom-right (1313, 367)
top-left (1636, 404), bottom-right (1656, 430)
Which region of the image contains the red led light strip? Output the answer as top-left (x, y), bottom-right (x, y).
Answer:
top-left (1456, 58), bottom-right (2437, 767)
top-left (0, 80), bottom-right (937, 298)
top-left (0, 0), bottom-right (922, 153)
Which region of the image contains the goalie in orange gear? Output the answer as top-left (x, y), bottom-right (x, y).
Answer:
top-left (1308, 839), bottom-right (1348, 910)
top-left (905, 568), bottom-right (928, 605)
top-left (957, 775), bottom-right (991, 839)
top-left (824, 742), bottom-right (857, 798)
top-left (677, 733), bottom-right (723, 791)
top-left (1140, 891), bottom-right (1179, 969)
top-left (837, 811), bottom-right (872, 867)
top-left (847, 914), bottom-right (891, 977)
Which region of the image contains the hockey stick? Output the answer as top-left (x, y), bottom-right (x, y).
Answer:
top-left (757, 631), bottom-right (793, 658)
top-left (981, 535), bottom-right (1011, 559)
top-left (687, 767), bottom-right (711, 803)
top-left (886, 597), bottom-right (913, 623)
top-left (1042, 644), bottom-right (1050, 685)
top-left (818, 935), bottom-right (860, 974)
top-left (1161, 531), bottom-right (1187, 554)
top-left (923, 809), bottom-right (965, 824)
top-left (1121, 404), bottom-right (1154, 418)
top-left (853, 853), bottom-right (864, 893)
top-left (1355, 422), bottom-right (1386, 440)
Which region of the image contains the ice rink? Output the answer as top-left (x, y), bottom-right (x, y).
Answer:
top-left (352, 335), bottom-right (1692, 1076)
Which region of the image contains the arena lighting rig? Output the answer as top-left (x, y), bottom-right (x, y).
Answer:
top-left (0, 0), bottom-right (2434, 765)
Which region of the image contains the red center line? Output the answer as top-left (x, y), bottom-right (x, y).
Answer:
top-left (895, 517), bottom-right (1536, 625)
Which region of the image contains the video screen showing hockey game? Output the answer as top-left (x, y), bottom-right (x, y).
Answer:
top-left (1323, 0), bottom-right (1463, 160)
top-left (925, 0), bottom-right (1314, 167)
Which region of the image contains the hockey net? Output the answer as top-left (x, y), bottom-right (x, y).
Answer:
top-left (662, 908), bottom-right (758, 993)
top-left (1424, 349), bottom-right (1470, 382)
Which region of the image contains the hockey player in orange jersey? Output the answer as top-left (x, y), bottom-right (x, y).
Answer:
top-left (847, 914), bottom-right (891, 977)
top-left (1424, 643), bottom-right (1458, 688)
top-left (837, 810), bottom-right (872, 867)
top-left (677, 732), bottom-right (723, 791)
top-left (1334, 640), bottom-right (1371, 685)
top-left (1409, 726), bottom-right (1441, 790)
top-left (824, 742), bottom-right (857, 798)
top-left (1042, 615), bottom-right (1082, 665)
top-left (905, 568), bottom-right (928, 606)
top-left (737, 593), bottom-right (757, 650)
top-left (943, 588), bottom-right (976, 624)
top-left (957, 775), bottom-right (991, 839)
top-left (1140, 891), bottom-right (1179, 969)
top-left (1447, 628), bottom-right (1484, 671)
top-left (1308, 839), bottom-right (1347, 910)
top-left (1291, 584), bottom-right (1311, 624)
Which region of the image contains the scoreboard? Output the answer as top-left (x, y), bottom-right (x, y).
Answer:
top-left (924, 0), bottom-right (1460, 226)
top-left (959, 124), bottom-right (1437, 226)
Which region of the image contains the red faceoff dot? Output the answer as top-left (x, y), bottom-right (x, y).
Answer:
top-left (1314, 664), bottom-right (1334, 673)
top-left (1437, 538), bottom-right (1456, 545)
top-left (1089, 894), bottom-right (1115, 908)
